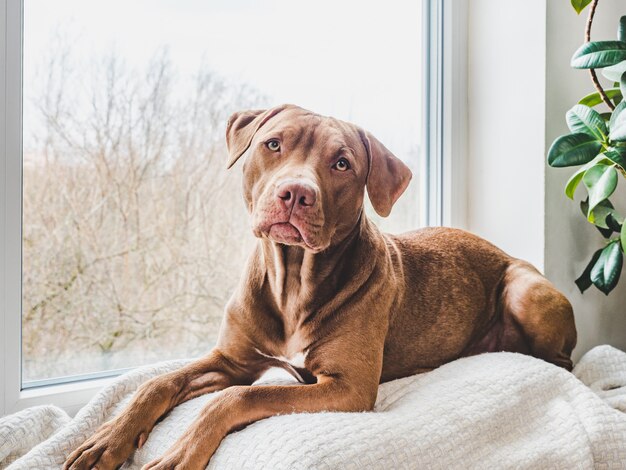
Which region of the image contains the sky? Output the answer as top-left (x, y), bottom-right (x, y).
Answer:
top-left (23, 0), bottom-right (423, 161)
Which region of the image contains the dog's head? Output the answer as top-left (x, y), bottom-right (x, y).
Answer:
top-left (226, 104), bottom-right (412, 252)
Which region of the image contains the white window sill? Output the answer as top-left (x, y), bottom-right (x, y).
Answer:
top-left (5, 376), bottom-right (115, 418)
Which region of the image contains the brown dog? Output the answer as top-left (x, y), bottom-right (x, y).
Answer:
top-left (64, 104), bottom-right (577, 470)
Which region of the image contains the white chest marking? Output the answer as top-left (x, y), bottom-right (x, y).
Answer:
top-left (284, 351), bottom-right (307, 368)
top-left (255, 348), bottom-right (308, 369)
top-left (255, 348), bottom-right (309, 383)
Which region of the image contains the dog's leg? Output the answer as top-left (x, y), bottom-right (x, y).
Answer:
top-left (64, 348), bottom-right (261, 470)
top-left (501, 261), bottom-right (577, 370)
top-left (142, 378), bottom-right (377, 470)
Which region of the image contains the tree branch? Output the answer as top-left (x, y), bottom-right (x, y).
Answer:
top-left (585, 0), bottom-right (615, 111)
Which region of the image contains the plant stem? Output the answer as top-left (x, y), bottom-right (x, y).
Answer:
top-left (585, 0), bottom-right (616, 111)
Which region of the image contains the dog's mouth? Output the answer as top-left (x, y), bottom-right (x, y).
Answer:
top-left (263, 221), bottom-right (326, 252)
top-left (269, 222), bottom-right (303, 244)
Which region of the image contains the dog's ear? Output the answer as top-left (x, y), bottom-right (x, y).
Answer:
top-left (359, 129), bottom-right (412, 217)
top-left (225, 105), bottom-right (289, 169)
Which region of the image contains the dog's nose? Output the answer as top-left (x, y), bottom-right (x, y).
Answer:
top-left (275, 181), bottom-right (317, 208)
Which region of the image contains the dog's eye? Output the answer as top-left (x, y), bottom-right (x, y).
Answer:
top-left (266, 140), bottom-right (281, 152)
top-left (333, 158), bottom-right (351, 172)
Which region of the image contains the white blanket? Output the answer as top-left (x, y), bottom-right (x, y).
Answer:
top-left (2, 345), bottom-right (626, 469)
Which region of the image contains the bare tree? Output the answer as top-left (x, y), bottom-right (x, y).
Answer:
top-left (22, 45), bottom-right (266, 380)
top-left (22, 40), bottom-right (421, 382)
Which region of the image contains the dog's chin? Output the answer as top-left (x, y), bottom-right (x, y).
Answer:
top-left (260, 223), bottom-right (326, 253)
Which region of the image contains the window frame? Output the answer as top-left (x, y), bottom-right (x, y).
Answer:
top-left (0, 0), bottom-right (467, 417)
top-left (423, 0), bottom-right (468, 228)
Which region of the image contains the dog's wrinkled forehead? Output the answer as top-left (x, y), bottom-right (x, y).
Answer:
top-left (226, 105), bottom-right (359, 167)
top-left (255, 111), bottom-right (362, 161)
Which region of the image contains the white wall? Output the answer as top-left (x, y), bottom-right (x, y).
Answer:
top-left (545, 0), bottom-right (626, 360)
top-left (467, 0), bottom-right (626, 360)
top-left (467, 0), bottom-right (547, 271)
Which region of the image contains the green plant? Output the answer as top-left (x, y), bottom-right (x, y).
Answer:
top-left (547, 0), bottom-right (626, 295)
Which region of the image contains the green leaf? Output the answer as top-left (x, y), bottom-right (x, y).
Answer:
top-left (591, 241), bottom-right (623, 294)
top-left (583, 164), bottom-right (618, 213)
top-left (581, 198), bottom-right (619, 229)
top-left (566, 104), bottom-right (608, 140)
top-left (621, 219), bottom-right (626, 252)
top-left (604, 148), bottom-right (626, 169)
top-left (571, 0), bottom-right (592, 14)
top-left (621, 72), bottom-right (626, 103)
top-left (602, 60), bottom-right (626, 82)
top-left (565, 168), bottom-right (586, 199)
top-left (609, 100), bottom-right (626, 130)
top-left (576, 248), bottom-right (603, 293)
top-left (565, 154), bottom-right (614, 199)
top-left (609, 106), bottom-right (626, 141)
top-left (547, 133), bottom-right (603, 167)
top-left (609, 99), bottom-right (626, 141)
top-left (597, 225), bottom-right (616, 239)
top-left (579, 88), bottom-right (623, 107)
top-left (620, 16), bottom-right (626, 42)
top-left (606, 213), bottom-right (623, 232)
top-left (610, 126), bottom-right (626, 141)
top-left (572, 41), bottom-right (626, 69)
top-left (612, 211), bottom-right (625, 224)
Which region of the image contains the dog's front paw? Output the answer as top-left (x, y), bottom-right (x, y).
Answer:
top-left (142, 432), bottom-right (217, 470)
top-left (142, 448), bottom-right (199, 470)
top-left (63, 419), bottom-right (147, 470)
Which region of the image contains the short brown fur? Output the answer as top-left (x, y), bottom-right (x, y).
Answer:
top-left (65, 105), bottom-right (576, 470)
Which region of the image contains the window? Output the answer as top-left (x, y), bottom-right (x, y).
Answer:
top-left (2, 0), bottom-right (465, 415)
